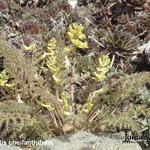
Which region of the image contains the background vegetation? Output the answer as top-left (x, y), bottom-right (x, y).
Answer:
top-left (0, 0), bottom-right (149, 147)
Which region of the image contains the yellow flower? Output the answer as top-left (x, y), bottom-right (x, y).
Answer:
top-left (0, 70), bottom-right (14, 88)
top-left (67, 32), bottom-right (74, 40)
top-left (83, 87), bottom-right (108, 113)
top-left (93, 72), bottom-right (106, 82)
top-left (67, 23), bottom-right (88, 49)
top-left (79, 34), bottom-right (86, 40)
top-left (93, 55), bottom-right (110, 82)
top-left (24, 42), bottom-right (37, 52)
top-left (52, 75), bottom-right (62, 85)
top-left (98, 55), bottom-right (110, 67)
top-left (59, 91), bottom-right (71, 116)
top-left (37, 100), bottom-right (55, 111)
top-left (46, 57), bottom-right (58, 72)
top-left (71, 39), bottom-right (88, 49)
top-left (64, 46), bottom-right (75, 53)
top-left (47, 38), bottom-right (57, 53)
top-left (82, 98), bottom-right (93, 113)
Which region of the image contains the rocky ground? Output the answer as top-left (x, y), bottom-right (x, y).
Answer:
top-left (35, 131), bottom-right (143, 150)
top-left (0, 131), bottom-right (144, 150)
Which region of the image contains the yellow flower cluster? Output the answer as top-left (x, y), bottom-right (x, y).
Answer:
top-left (59, 91), bottom-right (71, 116)
top-left (82, 55), bottom-right (110, 113)
top-left (47, 38), bottom-right (57, 54)
top-left (67, 23), bottom-right (88, 49)
top-left (46, 38), bottom-right (62, 85)
top-left (45, 38), bottom-right (63, 85)
top-left (93, 55), bottom-right (110, 82)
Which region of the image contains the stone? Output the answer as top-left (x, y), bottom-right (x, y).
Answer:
top-left (36, 131), bottom-right (143, 150)
top-left (0, 145), bottom-right (22, 150)
top-left (131, 41), bottom-right (150, 71)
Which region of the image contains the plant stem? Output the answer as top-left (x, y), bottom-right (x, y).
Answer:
top-left (71, 57), bottom-right (76, 114)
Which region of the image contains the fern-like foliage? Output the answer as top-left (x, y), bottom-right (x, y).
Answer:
top-left (0, 101), bottom-right (49, 141)
top-left (88, 72), bottom-right (150, 134)
top-left (20, 117), bottom-right (49, 140)
top-left (0, 39), bottom-right (37, 97)
top-left (0, 39), bottom-right (65, 136)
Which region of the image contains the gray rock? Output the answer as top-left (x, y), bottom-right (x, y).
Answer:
top-left (144, 41), bottom-right (150, 65)
top-left (0, 144), bottom-right (22, 150)
top-left (36, 131), bottom-right (143, 150)
top-left (132, 41), bottom-right (150, 65)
